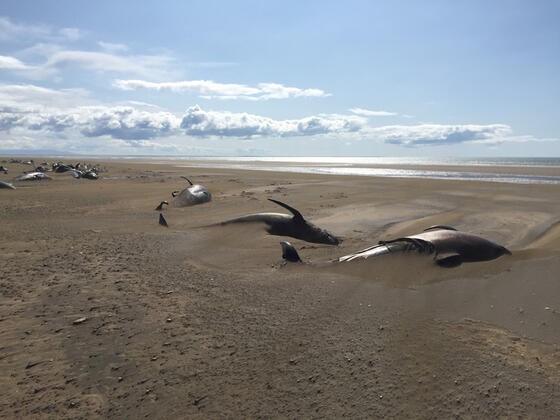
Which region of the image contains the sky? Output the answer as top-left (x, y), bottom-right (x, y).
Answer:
top-left (0, 0), bottom-right (559, 157)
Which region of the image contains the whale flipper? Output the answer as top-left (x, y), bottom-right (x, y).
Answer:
top-left (180, 176), bottom-right (194, 186)
top-left (434, 252), bottom-right (463, 268)
top-left (159, 213), bottom-right (169, 227)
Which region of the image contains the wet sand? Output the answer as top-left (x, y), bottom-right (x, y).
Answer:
top-left (1, 158), bottom-right (559, 418)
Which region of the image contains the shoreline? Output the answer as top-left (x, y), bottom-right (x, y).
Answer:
top-left (6, 155), bottom-right (560, 181)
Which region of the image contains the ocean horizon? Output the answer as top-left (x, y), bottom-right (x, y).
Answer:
top-left (102, 155), bottom-right (560, 167)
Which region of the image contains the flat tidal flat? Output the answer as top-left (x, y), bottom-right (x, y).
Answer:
top-left (1, 159), bottom-right (560, 418)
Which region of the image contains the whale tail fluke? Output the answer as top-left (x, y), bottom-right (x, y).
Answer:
top-left (280, 241), bottom-right (302, 263)
top-left (159, 213), bottom-right (169, 227)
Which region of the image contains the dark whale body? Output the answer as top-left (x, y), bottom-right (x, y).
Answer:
top-left (282, 226), bottom-right (510, 268)
top-left (220, 199), bottom-right (340, 245)
top-left (0, 180), bottom-right (15, 189)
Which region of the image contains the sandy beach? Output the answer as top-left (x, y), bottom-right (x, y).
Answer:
top-left (1, 158), bottom-right (560, 418)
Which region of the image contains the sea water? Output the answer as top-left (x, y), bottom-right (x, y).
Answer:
top-left (105, 155), bottom-right (560, 184)
top-left (167, 156), bottom-right (560, 185)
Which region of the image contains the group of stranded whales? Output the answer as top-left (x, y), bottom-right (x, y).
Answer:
top-left (155, 177), bottom-right (511, 269)
top-left (51, 162), bottom-right (100, 180)
top-left (0, 160), bottom-right (99, 188)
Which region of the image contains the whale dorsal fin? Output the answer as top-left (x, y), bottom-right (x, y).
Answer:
top-left (280, 241), bottom-right (302, 262)
top-left (268, 199), bottom-right (304, 221)
top-left (424, 225), bottom-right (457, 232)
top-left (181, 176), bottom-right (193, 185)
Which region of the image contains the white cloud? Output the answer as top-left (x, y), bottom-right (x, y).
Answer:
top-left (256, 82), bottom-right (329, 100)
top-left (0, 85), bottom-right (547, 149)
top-left (113, 79), bottom-right (330, 100)
top-left (0, 136), bottom-right (44, 151)
top-left (0, 104), bottom-right (182, 140)
top-left (2, 45), bottom-right (174, 81)
top-left (0, 55), bottom-right (29, 69)
top-left (0, 83), bottom-right (91, 109)
top-left (17, 43), bottom-right (63, 60)
top-left (79, 106), bottom-right (180, 140)
top-left (114, 79), bottom-right (258, 95)
top-left (180, 105), bottom-right (365, 137)
top-left (0, 93), bottom-right (364, 141)
top-left (0, 17), bottom-right (82, 43)
top-left (366, 123), bottom-right (514, 146)
top-left (42, 50), bottom-right (174, 79)
top-left (0, 16), bottom-right (51, 41)
top-left (349, 107), bottom-right (398, 117)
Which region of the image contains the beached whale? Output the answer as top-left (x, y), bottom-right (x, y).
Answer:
top-left (0, 180), bottom-right (15, 189)
top-left (171, 177), bottom-right (212, 207)
top-left (218, 198), bottom-right (340, 245)
top-left (80, 170), bottom-right (99, 180)
top-left (14, 172), bottom-right (52, 181)
top-left (280, 226), bottom-right (510, 267)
